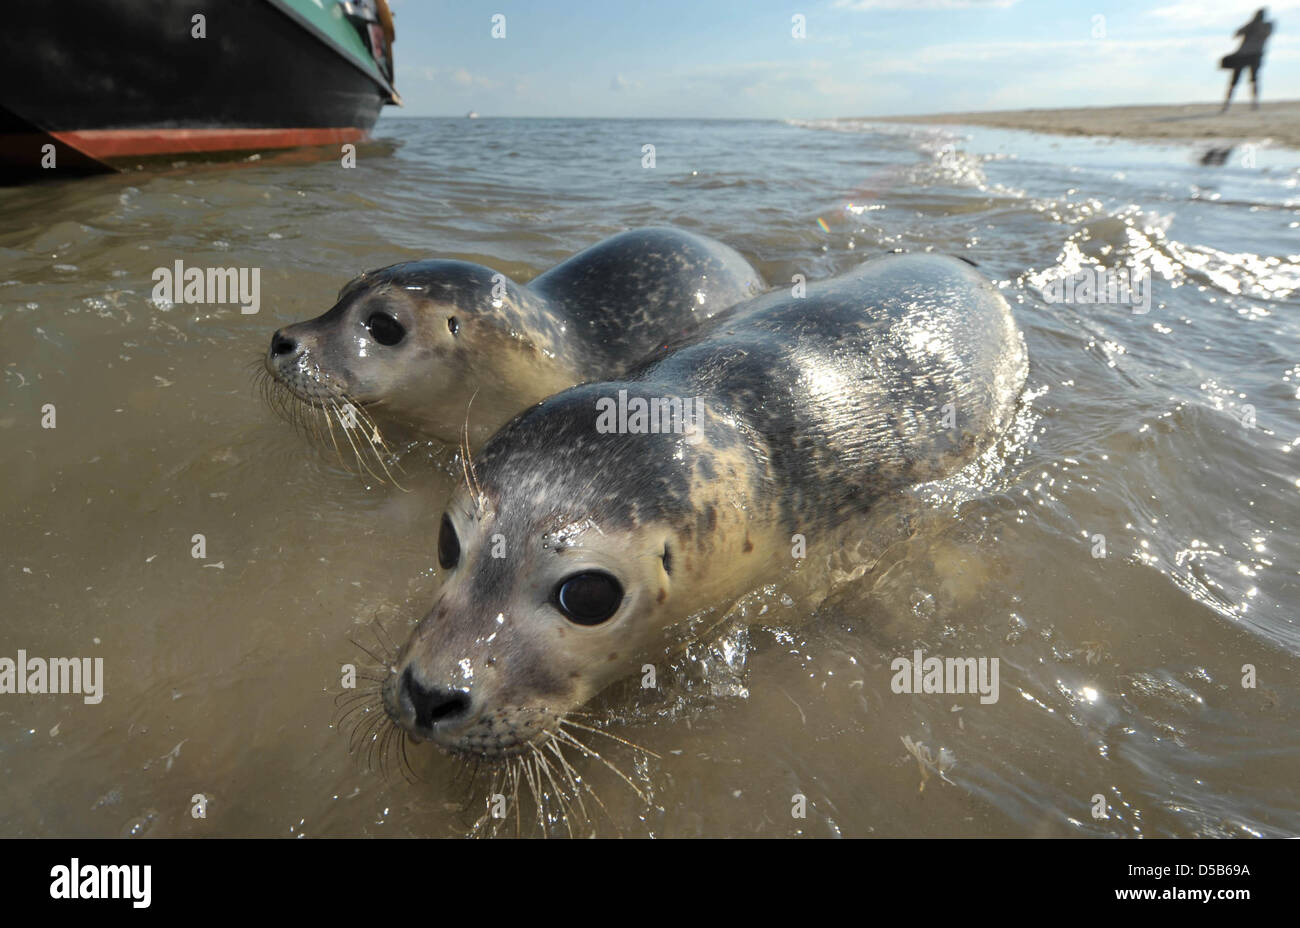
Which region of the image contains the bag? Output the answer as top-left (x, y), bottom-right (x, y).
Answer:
top-left (1220, 52), bottom-right (1249, 70)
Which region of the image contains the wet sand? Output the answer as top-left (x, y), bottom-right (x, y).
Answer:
top-left (875, 100), bottom-right (1300, 150)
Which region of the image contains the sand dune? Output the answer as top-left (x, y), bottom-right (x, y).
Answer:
top-left (874, 100), bottom-right (1300, 150)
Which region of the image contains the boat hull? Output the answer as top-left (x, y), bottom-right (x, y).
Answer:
top-left (0, 0), bottom-right (395, 180)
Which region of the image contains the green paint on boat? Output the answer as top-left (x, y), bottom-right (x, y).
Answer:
top-left (272, 0), bottom-right (391, 88)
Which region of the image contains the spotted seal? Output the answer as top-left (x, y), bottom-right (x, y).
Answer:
top-left (263, 227), bottom-right (765, 449)
top-left (380, 252), bottom-right (1027, 758)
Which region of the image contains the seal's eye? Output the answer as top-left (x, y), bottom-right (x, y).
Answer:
top-left (438, 514), bottom-right (460, 570)
top-left (447, 316), bottom-right (459, 335)
top-left (554, 572), bottom-right (623, 626)
top-left (366, 312), bottom-right (405, 346)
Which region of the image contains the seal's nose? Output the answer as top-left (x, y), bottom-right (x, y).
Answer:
top-left (270, 329), bottom-right (298, 357)
top-left (400, 666), bottom-right (471, 728)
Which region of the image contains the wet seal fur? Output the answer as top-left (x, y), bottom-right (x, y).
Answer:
top-left (380, 253), bottom-right (1028, 760)
top-left (264, 227), bottom-right (765, 448)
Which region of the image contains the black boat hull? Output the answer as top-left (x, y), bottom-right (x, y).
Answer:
top-left (0, 0), bottom-right (396, 181)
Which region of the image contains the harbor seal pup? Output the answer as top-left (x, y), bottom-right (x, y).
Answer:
top-left (380, 253), bottom-right (1027, 758)
top-left (263, 227), bottom-right (764, 449)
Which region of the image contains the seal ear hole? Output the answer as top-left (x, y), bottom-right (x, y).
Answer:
top-left (366, 311), bottom-right (406, 346)
top-left (554, 572), bottom-right (624, 626)
top-left (447, 316), bottom-right (460, 335)
top-left (661, 543), bottom-right (673, 575)
top-left (438, 514), bottom-right (460, 570)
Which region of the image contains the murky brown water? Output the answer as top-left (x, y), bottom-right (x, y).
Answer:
top-left (2, 118), bottom-right (1297, 836)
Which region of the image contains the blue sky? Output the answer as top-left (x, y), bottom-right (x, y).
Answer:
top-left (383, 0), bottom-right (1298, 118)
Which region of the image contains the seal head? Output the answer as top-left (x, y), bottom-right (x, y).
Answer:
top-left (381, 390), bottom-right (741, 757)
top-left (267, 260), bottom-right (573, 446)
top-left (265, 228), bottom-right (766, 448)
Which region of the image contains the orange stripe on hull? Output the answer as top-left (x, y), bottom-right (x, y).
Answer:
top-left (51, 126), bottom-right (368, 158)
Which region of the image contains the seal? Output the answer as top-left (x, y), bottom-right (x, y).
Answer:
top-left (378, 252), bottom-right (1028, 761)
top-left (263, 227), bottom-right (765, 449)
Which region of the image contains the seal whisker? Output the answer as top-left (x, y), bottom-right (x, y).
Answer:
top-left (537, 752), bottom-right (575, 838)
top-left (452, 759), bottom-right (483, 826)
top-left (306, 401), bottom-right (332, 450)
top-left (397, 730), bottom-right (420, 784)
top-left (470, 761), bottom-right (510, 839)
top-left (541, 736), bottom-right (591, 824)
top-left (350, 717), bottom-right (379, 765)
top-left (384, 727), bottom-right (405, 783)
top-left (346, 635), bottom-right (392, 668)
top-left (330, 681), bottom-right (379, 712)
top-left (450, 755), bottom-right (474, 812)
top-left (349, 405), bottom-right (407, 489)
top-left (369, 715), bottom-right (399, 776)
top-left (514, 754), bottom-right (536, 831)
top-left (553, 728), bottom-right (653, 806)
top-left (542, 742), bottom-right (597, 837)
top-left (364, 721), bottom-right (385, 773)
top-left (458, 435), bottom-right (483, 519)
top-left (315, 394), bottom-right (350, 471)
top-left (527, 754), bottom-right (553, 838)
top-left (329, 398), bottom-right (387, 483)
top-left (516, 752), bottom-right (548, 836)
top-left (258, 364), bottom-right (326, 450)
top-left (335, 703), bottom-right (376, 737)
top-left (464, 757), bottom-right (485, 813)
top-left (335, 684), bottom-right (383, 701)
top-left (358, 710), bottom-right (387, 758)
top-left (367, 619), bottom-right (399, 665)
top-left (533, 743), bottom-right (585, 837)
top-left (381, 720), bottom-right (401, 781)
top-left (468, 767), bottom-right (500, 837)
top-left (336, 705), bottom-right (381, 736)
top-left (381, 720), bottom-right (397, 779)
top-left (346, 395), bottom-right (401, 462)
top-left (530, 745), bottom-right (578, 838)
top-left (457, 389), bottom-right (488, 515)
top-left (374, 720), bottom-right (391, 779)
top-left (333, 684), bottom-right (380, 712)
top-left (510, 759), bottom-right (522, 837)
top-left (334, 688), bottom-right (383, 712)
top-left (340, 394), bottom-right (408, 490)
top-left (493, 764), bottom-right (514, 838)
top-left (337, 403), bottom-right (378, 481)
top-left (349, 707), bottom-right (385, 755)
top-left (558, 718), bottom-right (662, 760)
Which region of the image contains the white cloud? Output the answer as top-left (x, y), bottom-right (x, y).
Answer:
top-left (678, 58), bottom-right (863, 102)
top-left (397, 65), bottom-right (498, 90)
top-left (451, 67), bottom-right (494, 88)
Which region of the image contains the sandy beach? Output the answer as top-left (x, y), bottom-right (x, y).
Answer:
top-left (875, 100), bottom-right (1300, 150)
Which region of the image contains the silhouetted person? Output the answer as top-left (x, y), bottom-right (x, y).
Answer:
top-left (1221, 9), bottom-right (1273, 112)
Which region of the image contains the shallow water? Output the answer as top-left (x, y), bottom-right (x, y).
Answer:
top-left (1, 117), bottom-right (1298, 837)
